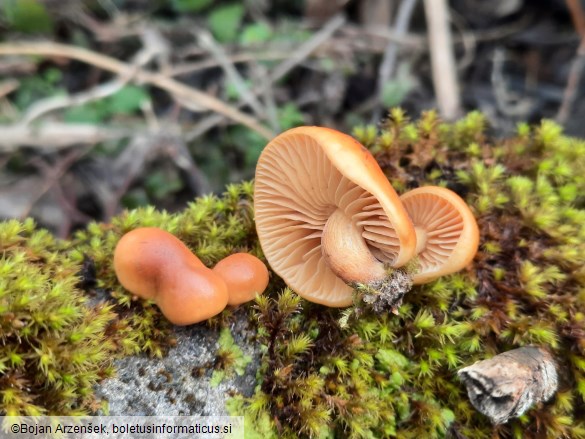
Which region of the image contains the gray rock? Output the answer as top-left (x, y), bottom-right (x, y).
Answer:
top-left (95, 310), bottom-right (260, 416)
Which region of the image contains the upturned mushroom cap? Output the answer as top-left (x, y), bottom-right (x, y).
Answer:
top-left (399, 186), bottom-right (479, 284)
top-left (213, 253), bottom-right (269, 306)
top-left (113, 227), bottom-right (228, 325)
top-left (254, 126), bottom-right (417, 307)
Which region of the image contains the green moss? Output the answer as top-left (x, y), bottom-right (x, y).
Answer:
top-left (2, 113), bottom-right (585, 438)
top-left (234, 113), bottom-right (585, 438)
top-left (1, 182), bottom-right (260, 415)
top-left (0, 219), bottom-right (117, 415)
top-left (211, 328), bottom-right (253, 387)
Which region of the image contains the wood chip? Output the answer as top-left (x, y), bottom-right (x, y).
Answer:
top-left (457, 346), bottom-right (558, 424)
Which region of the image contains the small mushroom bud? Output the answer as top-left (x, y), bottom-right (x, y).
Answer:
top-left (212, 253), bottom-right (269, 306)
top-left (113, 227), bottom-right (228, 325)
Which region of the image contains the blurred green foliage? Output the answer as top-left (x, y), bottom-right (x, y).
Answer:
top-left (1, 0), bottom-right (53, 34)
top-left (240, 22), bottom-right (273, 45)
top-left (64, 86), bottom-right (149, 123)
top-left (171, 0), bottom-right (213, 13)
top-left (208, 4), bottom-right (245, 43)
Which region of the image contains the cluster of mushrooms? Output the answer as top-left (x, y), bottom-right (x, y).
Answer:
top-left (113, 227), bottom-right (269, 325)
top-left (254, 126), bottom-right (479, 308)
top-left (113, 126), bottom-right (479, 325)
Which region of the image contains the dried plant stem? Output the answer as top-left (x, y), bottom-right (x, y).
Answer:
top-left (556, 0), bottom-right (585, 124)
top-left (0, 42), bottom-right (274, 140)
top-left (374, 0), bottom-right (417, 121)
top-left (0, 122), bottom-right (134, 151)
top-left (423, 0), bottom-right (462, 121)
top-left (196, 29), bottom-right (266, 119)
top-left (185, 13), bottom-right (346, 141)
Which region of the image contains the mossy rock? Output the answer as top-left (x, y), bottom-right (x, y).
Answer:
top-left (1, 111), bottom-right (585, 438)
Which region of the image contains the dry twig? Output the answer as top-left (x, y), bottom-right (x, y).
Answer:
top-left (0, 122), bottom-right (134, 151)
top-left (423, 0), bottom-right (462, 120)
top-left (269, 14), bottom-right (346, 82)
top-left (374, 0), bottom-right (418, 121)
top-left (0, 42), bottom-right (274, 140)
top-left (196, 29), bottom-right (266, 119)
top-left (185, 13), bottom-right (346, 141)
top-left (21, 148), bottom-right (91, 220)
top-left (556, 0), bottom-right (585, 124)
top-left (21, 78), bottom-right (130, 126)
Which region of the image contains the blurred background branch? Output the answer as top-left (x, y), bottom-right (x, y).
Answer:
top-left (0, 0), bottom-right (583, 236)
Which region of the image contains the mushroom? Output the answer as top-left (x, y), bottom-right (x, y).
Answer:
top-left (254, 126), bottom-right (417, 307)
top-left (212, 253), bottom-right (269, 306)
top-left (399, 186), bottom-right (479, 284)
top-left (113, 227), bottom-right (229, 325)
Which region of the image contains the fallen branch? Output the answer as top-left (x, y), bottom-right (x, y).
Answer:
top-left (0, 42), bottom-right (274, 140)
top-left (458, 346), bottom-right (559, 425)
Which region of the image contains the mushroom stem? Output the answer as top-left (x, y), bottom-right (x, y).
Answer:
top-left (414, 226), bottom-right (428, 255)
top-left (321, 208), bottom-right (386, 283)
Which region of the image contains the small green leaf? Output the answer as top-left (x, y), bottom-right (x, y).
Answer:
top-left (208, 4), bottom-right (245, 43)
top-left (381, 65), bottom-right (414, 107)
top-left (240, 22), bottom-right (273, 45)
top-left (172, 0), bottom-right (212, 12)
top-left (278, 103), bottom-right (305, 130)
top-left (2, 0), bottom-right (53, 34)
top-left (107, 86), bottom-right (149, 114)
top-left (64, 105), bottom-right (106, 124)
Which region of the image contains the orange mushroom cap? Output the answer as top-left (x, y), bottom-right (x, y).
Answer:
top-left (113, 227), bottom-right (228, 325)
top-left (213, 253), bottom-right (269, 306)
top-left (399, 186), bottom-right (479, 284)
top-left (254, 126), bottom-right (417, 307)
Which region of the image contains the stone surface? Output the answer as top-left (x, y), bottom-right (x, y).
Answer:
top-left (95, 310), bottom-right (260, 416)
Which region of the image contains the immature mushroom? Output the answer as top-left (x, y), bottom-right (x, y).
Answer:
top-left (213, 253), bottom-right (269, 306)
top-left (254, 126), bottom-right (417, 307)
top-left (399, 186), bottom-right (479, 284)
top-left (113, 227), bottom-right (229, 325)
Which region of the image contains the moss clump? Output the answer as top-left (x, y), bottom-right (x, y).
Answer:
top-left (232, 111), bottom-right (585, 438)
top-left (0, 219), bottom-right (117, 415)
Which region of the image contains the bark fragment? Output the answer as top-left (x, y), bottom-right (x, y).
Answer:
top-left (457, 346), bottom-right (558, 424)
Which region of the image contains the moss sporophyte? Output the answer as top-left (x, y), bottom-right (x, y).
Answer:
top-left (2, 112), bottom-right (585, 439)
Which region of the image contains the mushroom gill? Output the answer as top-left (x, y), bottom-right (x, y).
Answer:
top-left (400, 186), bottom-right (479, 285)
top-left (401, 192), bottom-right (464, 272)
top-left (254, 132), bottom-right (401, 306)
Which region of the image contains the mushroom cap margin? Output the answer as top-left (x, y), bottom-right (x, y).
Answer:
top-left (400, 186), bottom-right (480, 284)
